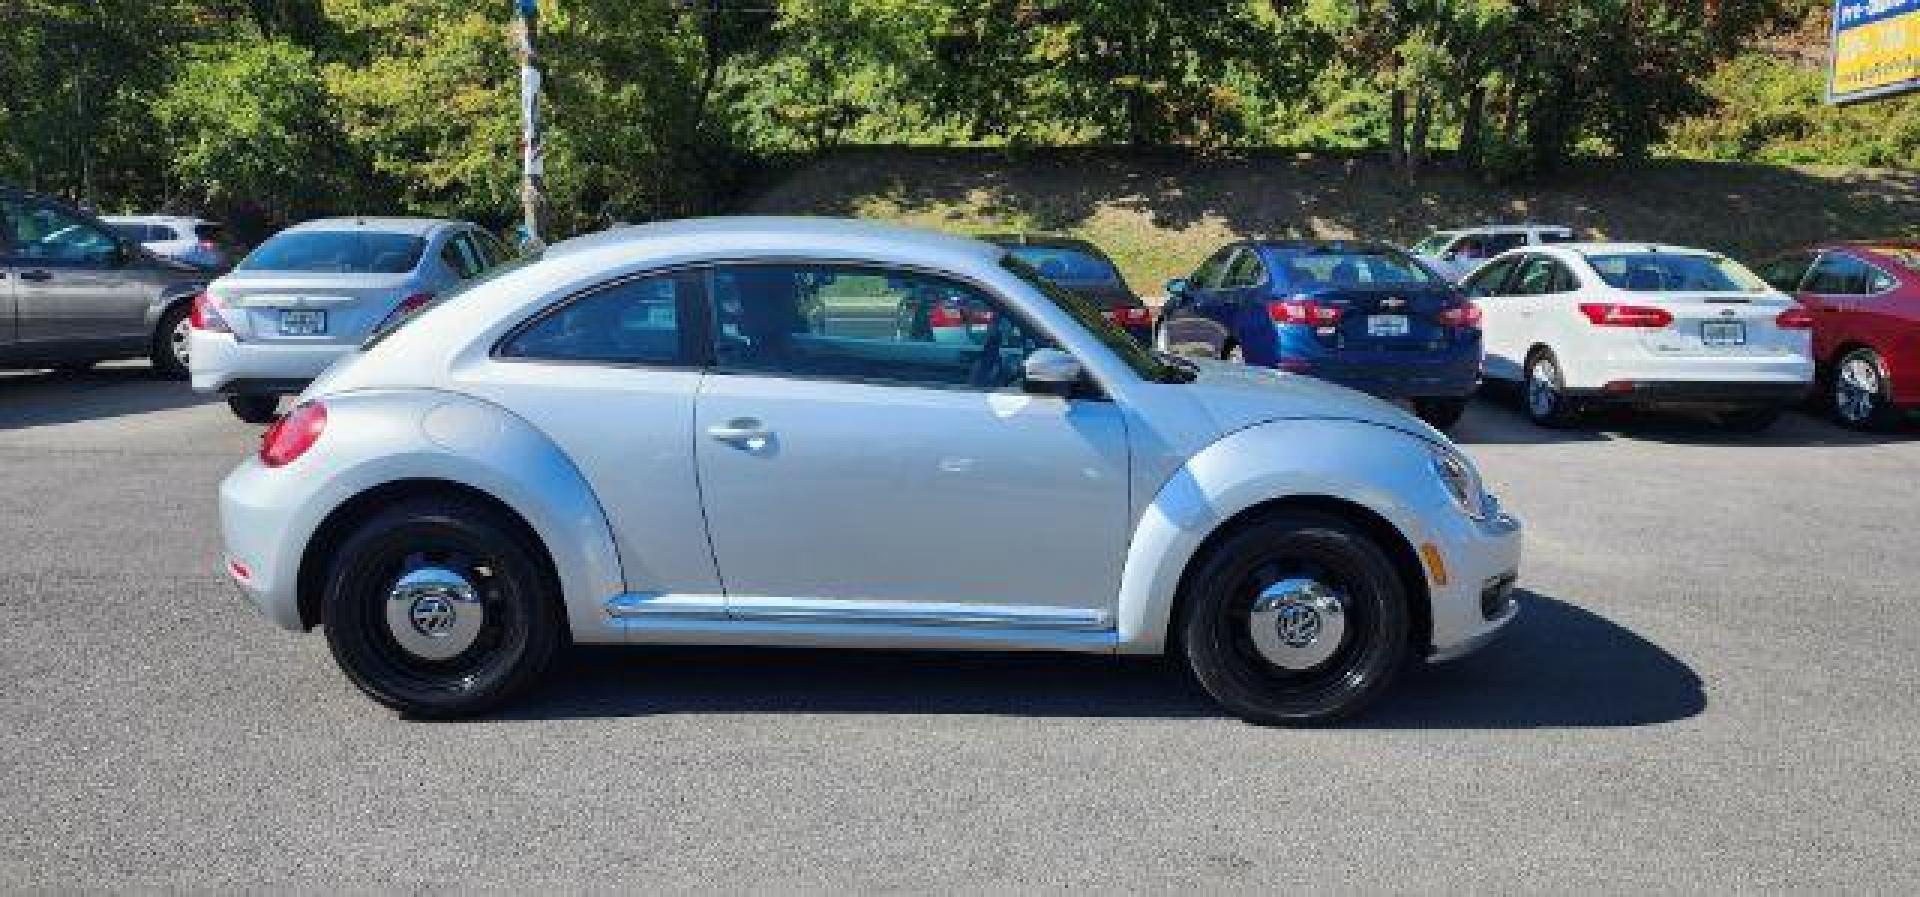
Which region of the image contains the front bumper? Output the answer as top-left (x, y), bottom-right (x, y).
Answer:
top-left (1422, 503), bottom-right (1523, 664)
top-left (189, 330), bottom-right (346, 395)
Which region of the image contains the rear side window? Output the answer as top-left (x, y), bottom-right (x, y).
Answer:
top-left (239, 231), bottom-right (426, 274)
top-left (440, 233), bottom-right (485, 279)
top-left (498, 272), bottom-right (696, 365)
top-left (1804, 253), bottom-right (1894, 295)
top-left (1221, 249), bottom-right (1267, 288)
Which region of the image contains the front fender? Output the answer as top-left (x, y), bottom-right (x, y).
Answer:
top-left (1113, 418), bottom-right (1448, 654)
top-left (223, 388), bottom-right (625, 641)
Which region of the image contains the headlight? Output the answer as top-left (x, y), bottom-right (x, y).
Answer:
top-left (1430, 447), bottom-right (1490, 520)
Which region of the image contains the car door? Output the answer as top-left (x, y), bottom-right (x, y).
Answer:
top-left (1, 196), bottom-right (152, 348)
top-left (1463, 254), bottom-right (1525, 380)
top-left (693, 261), bottom-right (1130, 628)
top-left (1162, 245), bottom-right (1233, 357)
top-left (1213, 246), bottom-right (1272, 360)
top-left (1801, 252), bottom-right (1891, 362)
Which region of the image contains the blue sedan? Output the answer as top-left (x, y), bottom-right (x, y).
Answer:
top-left (1155, 240), bottom-right (1484, 429)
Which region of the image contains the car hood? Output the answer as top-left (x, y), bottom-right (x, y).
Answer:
top-left (1177, 358), bottom-right (1447, 446)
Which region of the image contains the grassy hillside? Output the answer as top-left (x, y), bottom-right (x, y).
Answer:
top-left (745, 147), bottom-right (1920, 296)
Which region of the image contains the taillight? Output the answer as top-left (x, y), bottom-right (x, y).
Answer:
top-left (1775, 306), bottom-right (1815, 330)
top-left (375, 292), bottom-right (435, 334)
top-left (1579, 303), bottom-right (1673, 328)
top-left (260, 401), bottom-right (326, 467)
top-left (1268, 298), bottom-right (1343, 326)
top-left (189, 292), bottom-right (230, 333)
top-left (1104, 306), bottom-right (1152, 327)
top-left (927, 302), bottom-right (967, 328)
top-left (1439, 301), bottom-right (1483, 329)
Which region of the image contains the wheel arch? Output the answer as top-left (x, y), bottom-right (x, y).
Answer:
top-left (295, 478), bottom-right (559, 631)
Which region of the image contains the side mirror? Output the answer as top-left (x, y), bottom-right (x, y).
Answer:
top-left (1164, 278), bottom-right (1189, 296)
top-left (1022, 348), bottom-right (1083, 397)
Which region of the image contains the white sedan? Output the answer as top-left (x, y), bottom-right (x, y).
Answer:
top-left (1463, 243), bottom-right (1815, 430)
top-left (217, 217), bottom-right (1522, 725)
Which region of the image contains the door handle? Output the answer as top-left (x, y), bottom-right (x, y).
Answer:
top-left (18, 270), bottom-right (52, 282)
top-left (707, 419), bottom-right (770, 447)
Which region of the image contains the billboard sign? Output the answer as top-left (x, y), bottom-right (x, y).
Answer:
top-left (1830, 1), bottom-right (1920, 104)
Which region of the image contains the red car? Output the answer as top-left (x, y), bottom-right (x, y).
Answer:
top-left (1757, 243), bottom-right (1920, 430)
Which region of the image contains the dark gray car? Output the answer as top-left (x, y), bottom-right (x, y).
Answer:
top-left (1, 186), bottom-right (209, 376)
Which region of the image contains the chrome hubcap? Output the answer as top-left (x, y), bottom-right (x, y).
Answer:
top-left (171, 318), bottom-right (191, 366)
top-left (1528, 359), bottom-right (1558, 417)
top-left (385, 566), bottom-right (486, 661)
top-left (1837, 356), bottom-right (1880, 422)
top-left (1248, 578), bottom-right (1347, 670)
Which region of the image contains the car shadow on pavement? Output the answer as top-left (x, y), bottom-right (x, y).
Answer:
top-left (496, 591), bottom-right (1703, 729)
top-left (1451, 393), bottom-right (1914, 448)
top-left (0, 365), bottom-right (210, 430)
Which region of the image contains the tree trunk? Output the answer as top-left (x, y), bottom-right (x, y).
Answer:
top-left (1407, 89), bottom-right (1433, 181)
top-left (1459, 84), bottom-right (1486, 170)
top-left (1388, 88), bottom-right (1407, 171)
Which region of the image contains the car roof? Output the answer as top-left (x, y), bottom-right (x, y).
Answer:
top-left (546, 216), bottom-right (1004, 267)
top-left (1539, 242), bottom-right (1721, 258)
top-left (282, 217), bottom-right (463, 237)
top-left (1453, 224), bottom-right (1573, 234)
top-left (101, 215), bottom-right (211, 225)
top-left (1250, 239), bottom-right (1400, 254)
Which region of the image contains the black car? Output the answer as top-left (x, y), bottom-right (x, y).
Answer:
top-left (983, 234), bottom-right (1153, 345)
top-left (1, 186), bottom-right (209, 376)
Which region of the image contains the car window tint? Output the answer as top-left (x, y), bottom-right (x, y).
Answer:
top-left (499, 272), bottom-right (694, 364)
top-left (239, 231), bottom-right (426, 274)
top-left (708, 263), bottom-right (1052, 391)
top-left (1221, 248), bottom-right (1266, 288)
top-left (440, 234), bottom-right (486, 279)
top-left (1758, 254), bottom-right (1816, 292)
top-left (1802, 253), bottom-right (1873, 295)
top-left (1192, 246), bottom-right (1234, 289)
top-left (1585, 253), bottom-right (1767, 293)
top-left (1, 200), bottom-right (118, 265)
top-left (1463, 256), bottom-right (1519, 296)
top-left (1511, 256), bottom-right (1556, 295)
top-left (1547, 259), bottom-right (1580, 293)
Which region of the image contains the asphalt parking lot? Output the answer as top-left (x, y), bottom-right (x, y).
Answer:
top-left (2, 364), bottom-right (1917, 890)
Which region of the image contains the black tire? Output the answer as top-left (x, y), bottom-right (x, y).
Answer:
top-left (1522, 349), bottom-right (1582, 428)
top-left (1179, 512), bottom-right (1412, 726)
top-left (1413, 396), bottom-right (1470, 430)
top-left (1720, 406), bottom-right (1782, 433)
top-left (322, 497), bottom-right (562, 718)
top-left (226, 394), bottom-right (281, 424)
top-left (1831, 347), bottom-right (1904, 432)
top-left (149, 301), bottom-right (192, 378)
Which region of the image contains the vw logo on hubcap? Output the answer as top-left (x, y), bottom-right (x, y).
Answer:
top-left (409, 595), bottom-right (458, 637)
top-left (1248, 578), bottom-right (1347, 670)
top-left (1274, 602), bottom-right (1322, 647)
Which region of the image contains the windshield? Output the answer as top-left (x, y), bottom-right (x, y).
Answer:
top-left (1000, 256), bottom-right (1190, 384)
top-left (1274, 248), bottom-right (1444, 288)
top-left (1003, 244), bottom-right (1124, 285)
top-left (239, 231), bottom-right (426, 274)
top-left (1412, 233), bottom-right (1455, 256)
top-left (1584, 253), bottom-right (1767, 293)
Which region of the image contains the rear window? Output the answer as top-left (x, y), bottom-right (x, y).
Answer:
top-left (1273, 248), bottom-right (1443, 288)
top-left (1584, 253), bottom-right (1766, 293)
top-left (238, 231), bottom-right (426, 274)
top-left (1003, 245), bottom-right (1123, 285)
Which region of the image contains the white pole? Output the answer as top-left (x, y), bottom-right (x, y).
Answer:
top-left (513, 0), bottom-right (547, 251)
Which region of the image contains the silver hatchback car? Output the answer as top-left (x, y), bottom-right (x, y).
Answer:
top-left (189, 217), bottom-right (513, 421)
top-left (217, 217), bottom-right (1523, 726)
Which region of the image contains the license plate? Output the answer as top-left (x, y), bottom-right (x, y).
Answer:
top-left (1367, 314), bottom-right (1410, 337)
top-left (279, 309), bottom-right (327, 336)
top-left (1701, 321), bottom-right (1745, 346)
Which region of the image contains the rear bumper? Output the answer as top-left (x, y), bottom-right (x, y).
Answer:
top-left (189, 330), bottom-right (347, 395)
top-left (1280, 357), bottom-right (1481, 400)
top-left (1566, 379), bottom-right (1809, 406)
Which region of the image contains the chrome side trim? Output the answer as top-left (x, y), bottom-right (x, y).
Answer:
top-left (603, 593), bottom-right (1112, 631)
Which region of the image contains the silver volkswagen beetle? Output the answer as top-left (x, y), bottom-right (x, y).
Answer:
top-left (218, 217), bottom-right (1522, 725)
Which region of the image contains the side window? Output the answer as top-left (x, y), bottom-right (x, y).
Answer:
top-left (1192, 246), bottom-right (1235, 289)
top-left (709, 263), bottom-right (1051, 391)
top-left (499, 272), bottom-right (696, 365)
top-left (1221, 248), bottom-right (1267, 289)
top-left (1, 200), bottom-right (119, 266)
top-left (1462, 256), bottom-right (1518, 297)
top-left (1757, 254), bottom-right (1816, 293)
top-left (1546, 259), bottom-right (1580, 293)
top-left (439, 233), bottom-right (485, 279)
top-left (1510, 256), bottom-right (1556, 296)
top-left (1804, 253), bottom-right (1872, 295)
